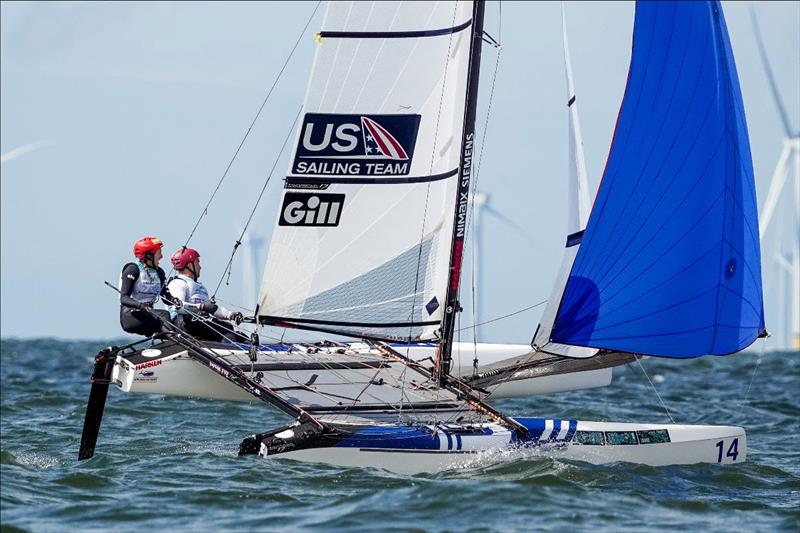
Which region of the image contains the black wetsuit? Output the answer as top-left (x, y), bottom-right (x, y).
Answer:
top-left (119, 262), bottom-right (170, 336)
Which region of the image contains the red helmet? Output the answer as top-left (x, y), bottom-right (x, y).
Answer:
top-left (171, 247), bottom-right (200, 270)
top-left (133, 236), bottom-right (163, 260)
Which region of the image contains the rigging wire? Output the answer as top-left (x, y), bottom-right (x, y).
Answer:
top-left (634, 356), bottom-right (676, 424)
top-left (398, 1), bottom-right (462, 421)
top-left (743, 337), bottom-right (767, 404)
top-left (179, 0), bottom-right (322, 254)
top-left (165, 299), bottom-right (411, 410)
top-left (116, 6), bottom-right (322, 354)
top-left (156, 282), bottom-right (494, 426)
top-left (455, 299), bottom-right (546, 332)
top-left (440, 1), bottom-right (507, 422)
top-left (465, 0), bottom-right (502, 376)
top-left (212, 106), bottom-right (303, 298)
top-left (405, 0), bottom-right (461, 344)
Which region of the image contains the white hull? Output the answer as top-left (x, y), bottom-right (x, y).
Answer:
top-left (89, 341), bottom-right (748, 474)
top-left (117, 342), bottom-right (614, 401)
top-left (268, 422), bottom-right (746, 475)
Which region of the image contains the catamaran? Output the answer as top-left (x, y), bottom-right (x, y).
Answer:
top-left (80, 0), bottom-right (765, 474)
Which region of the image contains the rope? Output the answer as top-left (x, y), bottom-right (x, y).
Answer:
top-left (456, 299), bottom-right (546, 332)
top-left (180, 1), bottom-right (322, 254)
top-left (634, 356), bottom-right (676, 424)
top-left (399, 1), bottom-right (461, 418)
top-left (212, 106), bottom-right (303, 298)
top-left (743, 337), bottom-right (767, 404)
top-left (466, 0), bottom-right (502, 374)
top-left (472, 308), bottom-right (557, 402)
top-left (163, 297), bottom-right (403, 409)
top-left (405, 0), bottom-right (461, 337)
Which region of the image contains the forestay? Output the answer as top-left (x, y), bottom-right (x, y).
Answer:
top-left (258, 1), bottom-right (475, 342)
top-left (551, 1), bottom-right (765, 357)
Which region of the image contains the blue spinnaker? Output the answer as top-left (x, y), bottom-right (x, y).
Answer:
top-left (551, 0), bottom-right (764, 357)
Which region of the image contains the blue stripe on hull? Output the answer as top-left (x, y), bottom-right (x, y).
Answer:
top-left (333, 426), bottom-right (441, 450)
top-left (512, 418), bottom-right (578, 444)
top-left (330, 419), bottom-right (577, 452)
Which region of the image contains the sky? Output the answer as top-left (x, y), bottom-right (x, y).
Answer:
top-left (1, 1), bottom-right (798, 348)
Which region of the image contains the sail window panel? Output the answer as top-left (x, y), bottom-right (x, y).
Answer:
top-left (322, 1), bottom-right (472, 35)
top-left (260, 179), bottom-right (456, 340)
top-left (551, 1), bottom-right (764, 357)
top-left (275, 232), bottom-right (444, 340)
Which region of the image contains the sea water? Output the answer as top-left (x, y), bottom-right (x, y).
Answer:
top-left (1, 339), bottom-right (798, 531)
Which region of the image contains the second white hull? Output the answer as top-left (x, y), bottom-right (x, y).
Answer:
top-left (118, 342), bottom-right (615, 401)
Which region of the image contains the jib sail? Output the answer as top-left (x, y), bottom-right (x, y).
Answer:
top-left (258, 1), bottom-right (476, 341)
top-left (550, 0), bottom-right (765, 357)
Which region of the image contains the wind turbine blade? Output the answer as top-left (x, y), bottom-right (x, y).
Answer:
top-left (759, 140), bottom-right (792, 238)
top-left (483, 206), bottom-right (537, 248)
top-left (775, 251), bottom-right (793, 273)
top-left (749, 4), bottom-right (794, 138)
top-left (0, 140), bottom-right (52, 164)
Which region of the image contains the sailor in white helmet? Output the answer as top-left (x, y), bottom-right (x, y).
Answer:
top-left (166, 247), bottom-right (244, 342)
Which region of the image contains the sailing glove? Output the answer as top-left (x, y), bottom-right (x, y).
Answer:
top-left (200, 301), bottom-right (218, 315)
top-left (133, 300), bottom-right (151, 311)
top-left (230, 312), bottom-right (244, 325)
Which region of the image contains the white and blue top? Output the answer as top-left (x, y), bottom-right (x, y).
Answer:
top-left (167, 274), bottom-right (233, 321)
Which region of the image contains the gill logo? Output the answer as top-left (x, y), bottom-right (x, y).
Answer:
top-left (279, 192), bottom-right (345, 227)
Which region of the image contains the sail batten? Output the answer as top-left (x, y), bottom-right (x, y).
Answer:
top-left (550, 0), bottom-right (764, 358)
top-left (286, 167), bottom-right (459, 185)
top-left (318, 18), bottom-right (473, 40)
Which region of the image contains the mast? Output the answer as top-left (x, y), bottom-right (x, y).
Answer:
top-left (435, 0), bottom-right (486, 385)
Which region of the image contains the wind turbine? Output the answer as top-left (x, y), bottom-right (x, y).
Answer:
top-left (240, 231), bottom-right (266, 312)
top-left (751, 6), bottom-right (800, 350)
top-left (469, 191), bottom-right (537, 341)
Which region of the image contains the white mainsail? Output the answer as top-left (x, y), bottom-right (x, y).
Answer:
top-left (531, 3), bottom-right (596, 358)
top-left (258, 1), bottom-right (476, 341)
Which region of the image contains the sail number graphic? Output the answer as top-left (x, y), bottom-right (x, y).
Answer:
top-left (715, 438), bottom-right (739, 463)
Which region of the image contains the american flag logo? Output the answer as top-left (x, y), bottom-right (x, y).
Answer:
top-left (292, 113), bottom-right (420, 176)
top-left (361, 117), bottom-right (409, 160)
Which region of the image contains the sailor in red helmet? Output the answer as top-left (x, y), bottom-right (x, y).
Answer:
top-left (166, 247), bottom-right (243, 342)
top-left (119, 236), bottom-right (171, 336)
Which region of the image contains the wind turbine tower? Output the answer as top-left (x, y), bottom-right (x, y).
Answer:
top-left (751, 7), bottom-right (800, 350)
top-left (241, 231), bottom-right (266, 313)
top-left (469, 191), bottom-right (538, 341)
